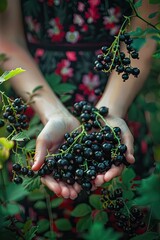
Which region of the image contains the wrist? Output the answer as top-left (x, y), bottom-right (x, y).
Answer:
top-left (31, 93), bottom-right (71, 125)
top-left (96, 100), bottom-right (126, 118)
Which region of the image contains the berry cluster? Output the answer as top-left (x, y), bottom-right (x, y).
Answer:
top-left (101, 188), bottom-right (147, 237)
top-left (1, 98), bottom-right (29, 133)
top-left (12, 101), bottom-right (129, 192)
top-left (12, 163), bottom-right (35, 184)
top-left (94, 32), bottom-right (140, 81)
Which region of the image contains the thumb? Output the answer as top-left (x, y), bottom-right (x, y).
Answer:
top-left (32, 136), bottom-right (48, 171)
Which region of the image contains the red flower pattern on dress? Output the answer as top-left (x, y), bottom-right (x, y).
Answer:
top-left (79, 72), bottom-right (100, 102)
top-left (65, 25), bottom-right (80, 43)
top-left (48, 17), bottom-right (65, 42)
top-left (85, 3), bottom-right (100, 23)
top-left (55, 59), bottom-right (74, 82)
top-left (73, 14), bottom-right (85, 26)
top-left (78, 2), bottom-right (85, 12)
top-left (25, 16), bottom-right (40, 42)
top-left (66, 52), bottom-right (77, 61)
top-left (103, 7), bottom-right (121, 35)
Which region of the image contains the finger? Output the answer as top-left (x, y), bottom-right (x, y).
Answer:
top-left (104, 164), bottom-right (124, 182)
top-left (68, 185), bottom-right (79, 200)
top-left (73, 182), bottom-right (82, 194)
top-left (94, 174), bottom-right (105, 187)
top-left (121, 131), bottom-right (135, 164)
top-left (41, 176), bottom-right (61, 196)
top-left (59, 182), bottom-right (70, 199)
top-left (60, 183), bottom-right (80, 200)
top-left (32, 125), bottom-right (59, 171)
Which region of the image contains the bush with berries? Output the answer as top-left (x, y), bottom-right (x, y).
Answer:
top-left (0, 0), bottom-right (160, 239)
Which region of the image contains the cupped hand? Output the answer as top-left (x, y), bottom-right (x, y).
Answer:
top-left (32, 112), bottom-right (82, 199)
top-left (32, 110), bottom-right (134, 199)
top-left (93, 114), bottom-right (135, 188)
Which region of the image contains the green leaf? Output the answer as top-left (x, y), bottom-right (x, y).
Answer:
top-left (28, 190), bottom-right (45, 201)
top-left (0, 68), bottom-right (25, 84)
top-left (76, 215), bottom-right (92, 232)
top-left (37, 219), bottom-right (50, 234)
top-left (51, 198), bottom-right (63, 208)
top-left (29, 115), bottom-right (40, 126)
top-left (25, 139), bottom-right (36, 151)
top-left (132, 38), bottom-right (146, 51)
top-left (45, 73), bottom-right (61, 87)
top-left (55, 218), bottom-right (72, 231)
top-left (122, 168), bottom-right (136, 187)
top-left (143, 102), bottom-right (158, 112)
top-left (134, 0), bottom-right (142, 8)
top-left (71, 203), bottom-right (92, 217)
top-left (148, 11), bottom-right (158, 18)
top-left (6, 182), bottom-right (28, 201)
top-left (129, 27), bottom-right (143, 37)
top-left (6, 203), bottom-right (21, 215)
top-left (34, 200), bottom-right (46, 209)
top-left (24, 226), bottom-right (38, 240)
top-left (11, 130), bottom-right (30, 141)
top-left (153, 50), bottom-right (160, 58)
top-left (130, 231), bottom-right (159, 240)
top-left (89, 194), bottom-right (103, 210)
top-left (94, 211), bottom-right (108, 224)
top-left (22, 175), bottom-right (41, 191)
top-left (84, 223), bottom-right (121, 240)
top-left (123, 190), bottom-right (135, 200)
top-left (0, 0), bottom-right (7, 12)
top-left (54, 83), bottom-right (76, 95)
top-left (60, 94), bottom-right (72, 103)
top-left (32, 85), bottom-right (43, 93)
top-left (44, 231), bottom-right (56, 239)
top-left (149, 0), bottom-right (160, 4)
top-left (23, 219), bottom-right (32, 234)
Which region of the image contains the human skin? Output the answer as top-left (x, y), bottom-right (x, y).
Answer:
top-left (0, 0), bottom-right (158, 199)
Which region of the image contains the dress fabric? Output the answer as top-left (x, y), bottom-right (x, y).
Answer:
top-left (20, 0), bottom-right (155, 238)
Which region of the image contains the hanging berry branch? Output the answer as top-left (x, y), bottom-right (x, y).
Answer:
top-left (94, 16), bottom-right (140, 81)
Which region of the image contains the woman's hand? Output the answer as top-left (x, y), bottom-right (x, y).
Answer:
top-left (32, 110), bottom-right (134, 200)
top-left (93, 115), bottom-right (135, 188)
top-left (32, 112), bottom-right (82, 199)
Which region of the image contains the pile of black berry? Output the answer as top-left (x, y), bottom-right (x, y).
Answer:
top-left (101, 188), bottom-right (147, 238)
top-left (12, 101), bottom-right (129, 192)
top-left (1, 97), bottom-right (29, 133)
top-left (94, 32), bottom-right (140, 81)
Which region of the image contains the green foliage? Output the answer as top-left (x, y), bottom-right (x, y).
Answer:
top-left (89, 194), bottom-right (103, 210)
top-left (0, 2), bottom-right (160, 239)
top-left (134, 0), bottom-right (142, 8)
top-left (22, 175), bottom-right (41, 191)
top-left (71, 203), bottom-right (92, 217)
top-left (55, 218), bottom-right (72, 231)
top-left (0, 0), bottom-right (7, 12)
top-left (45, 73), bottom-right (76, 102)
top-left (51, 197), bottom-right (64, 208)
top-left (83, 223), bottom-right (122, 240)
top-left (94, 211), bottom-right (108, 224)
top-left (23, 220), bottom-right (38, 240)
top-left (11, 130), bottom-right (30, 141)
top-left (76, 214), bottom-right (92, 232)
top-left (149, 0), bottom-right (160, 4)
top-left (135, 164), bottom-right (160, 220)
top-left (0, 68), bottom-right (25, 84)
top-left (37, 219), bottom-right (50, 233)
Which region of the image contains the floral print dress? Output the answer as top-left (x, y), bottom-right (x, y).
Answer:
top-left (21, 0), bottom-right (154, 176)
top-left (20, 0), bottom-right (155, 238)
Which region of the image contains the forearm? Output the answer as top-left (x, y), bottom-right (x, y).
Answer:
top-left (0, 39), bottom-right (69, 124)
top-left (96, 38), bottom-right (157, 118)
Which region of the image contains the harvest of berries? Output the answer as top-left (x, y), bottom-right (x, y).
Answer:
top-left (11, 100), bottom-right (129, 192)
